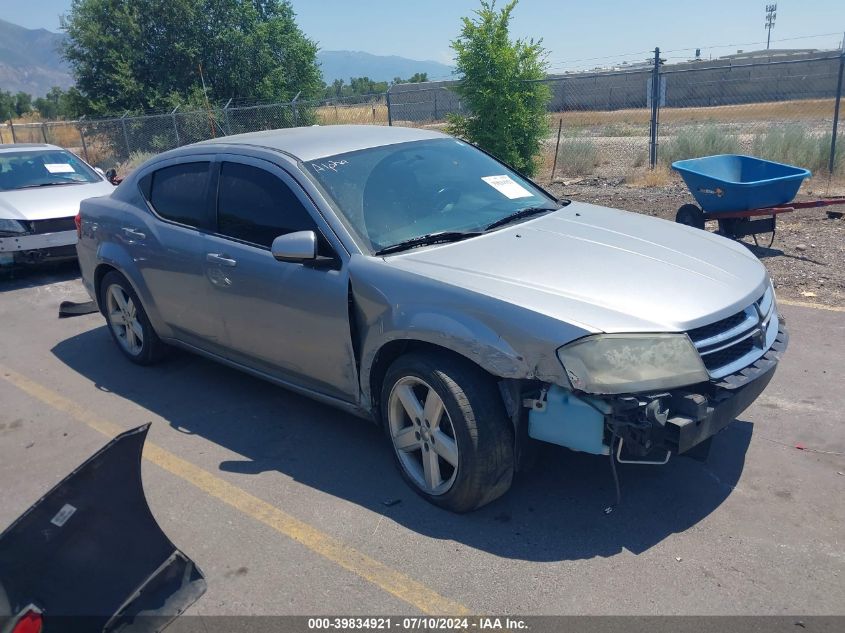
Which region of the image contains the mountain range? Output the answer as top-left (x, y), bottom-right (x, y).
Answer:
top-left (0, 19), bottom-right (73, 97)
top-left (0, 18), bottom-right (452, 97)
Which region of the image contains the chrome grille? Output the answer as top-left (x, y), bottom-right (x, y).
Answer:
top-left (687, 287), bottom-right (776, 379)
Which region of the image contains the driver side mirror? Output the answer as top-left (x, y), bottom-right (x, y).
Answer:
top-left (271, 230), bottom-right (317, 263)
top-left (104, 168), bottom-right (119, 185)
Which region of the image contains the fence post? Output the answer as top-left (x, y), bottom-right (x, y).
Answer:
top-left (171, 105), bottom-right (181, 146)
top-left (386, 88), bottom-right (393, 126)
top-left (551, 118), bottom-right (562, 181)
top-left (120, 112), bottom-right (131, 157)
top-left (291, 91), bottom-right (301, 127)
top-left (829, 34), bottom-right (845, 176)
top-left (78, 117), bottom-right (90, 163)
top-left (434, 90), bottom-right (439, 120)
top-left (8, 118), bottom-right (16, 143)
top-left (41, 122), bottom-right (48, 143)
top-left (222, 98), bottom-right (233, 135)
top-left (648, 47), bottom-right (661, 169)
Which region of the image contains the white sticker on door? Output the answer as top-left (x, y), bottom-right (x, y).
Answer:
top-left (481, 175), bottom-right (532, 199)
top-left (44, 163), bottom-right (76, 174)
top-left (50, 503), bottom-right (77, 527)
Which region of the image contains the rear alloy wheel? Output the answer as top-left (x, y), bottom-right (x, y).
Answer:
top-left (101, 271), bottom-right (166, 365)
top-left (382, 352), bottom-right (514, 512)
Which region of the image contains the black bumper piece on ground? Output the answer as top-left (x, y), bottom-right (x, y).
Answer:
top-left (665, 321), bottom-right (789, 455)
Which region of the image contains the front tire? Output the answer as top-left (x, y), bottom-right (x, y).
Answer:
top-left (381, 352), bottom-right (514, 512)
top-left (100, 271), bottom-right (166, 365)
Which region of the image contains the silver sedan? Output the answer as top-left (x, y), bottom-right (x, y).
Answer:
top-left (0, 143), bottom-right (114, 265)
top-left (77, 125), bottom-right (787, 512)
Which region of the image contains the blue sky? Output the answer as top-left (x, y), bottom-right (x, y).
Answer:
top-left (4, 0), bottom-right (844, 75)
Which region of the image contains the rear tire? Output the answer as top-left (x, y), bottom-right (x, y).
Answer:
top-left (676, 204), bottom-right (705, 230)
top-left (100, 271), bottom-right (166, 365)
top-left (381, 352), bottom-right (514, 512)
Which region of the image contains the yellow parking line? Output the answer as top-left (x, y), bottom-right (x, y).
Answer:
top-left (779, 299), bottom-right (845, 313)
top-left (0, 364), bottom-right (470, 616)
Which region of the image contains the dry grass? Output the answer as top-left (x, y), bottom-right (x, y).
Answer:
top-left (625, 164), bottom-right (675, 188)
top-left (549, 98), bottom-right (837, 129)
top-left (314, 103), bottom-right (388, 125)
top-left (115, 151), bottom-right (155, 178)
top-left (0, 115), bottom-right (86, 149)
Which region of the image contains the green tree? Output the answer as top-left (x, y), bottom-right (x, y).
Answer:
top-left (0, 92), bottom-right (16, 120)
top-left (33, 87), bottom-right (68, 119)
top-left (62, 0), bottom-right (322, 116)
top-left (13, 92), bottom-right (33, 117)
top-left (446, 0), bottom-right (550, 176)
top-left (391, 72), bottom-right (428, 85)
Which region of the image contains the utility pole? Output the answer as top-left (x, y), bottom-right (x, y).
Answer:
top-left (765, 4), bottom-right (777, 50)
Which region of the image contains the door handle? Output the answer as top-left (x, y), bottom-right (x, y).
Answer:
top-left (206, 253), bottom-right (237, 267)
top-left (122, 227), bottom-right (146, 239)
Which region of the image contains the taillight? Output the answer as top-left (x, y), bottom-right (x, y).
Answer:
top-left (75, 211), bottom-right (82, 238)
top-left (12, 610), bottom-right (42, 633)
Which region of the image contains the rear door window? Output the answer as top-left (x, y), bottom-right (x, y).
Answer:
top-left (216, 162), bottom-right (317, 248)
top-left (147, 162), bottom-right (211, 228)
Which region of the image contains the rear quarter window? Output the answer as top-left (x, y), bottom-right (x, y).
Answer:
top-left (144, 162), bottom-right (210, 228)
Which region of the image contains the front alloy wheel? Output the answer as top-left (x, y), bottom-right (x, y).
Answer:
top-left (388, 376), bottom-right (460, 495)
top-left (381, 352), bottom-right (514, 512)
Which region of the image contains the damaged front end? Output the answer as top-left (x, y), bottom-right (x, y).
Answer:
top-left (0, 425), bottom-right (206, 633)
top-left (0, 217), bottom-right (78, 266)
top-left (525, 315), bottom-right (788, 464)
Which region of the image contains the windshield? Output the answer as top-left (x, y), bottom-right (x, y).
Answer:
top-left (305, 138), bottom-right (559, 253)
top-left (0, 149), bottom-right (101, 192)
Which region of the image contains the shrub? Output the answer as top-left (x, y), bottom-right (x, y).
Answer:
top-left (752, 125), bottom-right (842, 176)
top-left (115, 151), bottom-right (156, 179)
top-left (660, 125), bottom-right (740, 165)
top-left (554, 138), bottom-right (598, 176)
top-left (446, 1), bottom-right (550, 176)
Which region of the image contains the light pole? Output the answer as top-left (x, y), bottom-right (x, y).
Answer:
top-left (765, 4), bottom-right (777, 50)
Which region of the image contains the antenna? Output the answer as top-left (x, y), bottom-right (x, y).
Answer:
top-left (765, 4), bottom-right (777, 50)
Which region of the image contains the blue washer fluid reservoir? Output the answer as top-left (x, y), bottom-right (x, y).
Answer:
top-left (528, 385), bottom-right (610, 455)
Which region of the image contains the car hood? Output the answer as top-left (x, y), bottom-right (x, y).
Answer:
top-left (384, 201), bottom-right (769, 333)
top-left (0, 180), bottom-right (115, 221)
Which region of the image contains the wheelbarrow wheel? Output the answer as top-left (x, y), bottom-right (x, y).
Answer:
top-left (675, 204), bottom-right (704, 230)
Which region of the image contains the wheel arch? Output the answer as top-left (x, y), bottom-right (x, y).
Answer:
top-left (93, 257), bottom-right (169, 337)
top-left (367, 338), bottom-right (508, 427)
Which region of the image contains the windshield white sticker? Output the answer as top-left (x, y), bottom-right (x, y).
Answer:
top-left (50, 503), bottom-right (76, 527)
top-left (44, 163), bottom-right (76, 174)
top-left (482, 175), bottom-right (532, 199)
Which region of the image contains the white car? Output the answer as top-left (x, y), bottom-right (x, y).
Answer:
top-left (0, 143), bottom-right (115, 266)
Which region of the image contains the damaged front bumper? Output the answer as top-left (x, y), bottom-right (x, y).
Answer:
top-left (528, 320), bottom-right (789, 460)
top-left (0, 219), bottom-right (78, 265)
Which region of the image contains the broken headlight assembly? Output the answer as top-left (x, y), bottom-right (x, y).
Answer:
top-left (0, 218), bottom-right (29, 236)
top-left (557, 333), bottom-right (709, 395)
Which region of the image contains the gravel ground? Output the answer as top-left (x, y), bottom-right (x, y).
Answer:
top-left (545, 177), bottom-right (845, 307)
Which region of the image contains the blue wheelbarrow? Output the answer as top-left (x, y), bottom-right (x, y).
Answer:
top-left (671, 154), bottom-right (843, 247)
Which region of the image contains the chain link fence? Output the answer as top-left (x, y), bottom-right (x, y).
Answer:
top-left (0, 94), bottom-right (391, 168)
top-left (540, 51), bottom-right (845, 182)
top-left (1, 49), bottom-right (842, 184)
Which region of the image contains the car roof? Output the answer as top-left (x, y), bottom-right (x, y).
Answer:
top-left (0, 143), bottom-right (64, 153)
top-left (195, 124), bottom-right (449, 161)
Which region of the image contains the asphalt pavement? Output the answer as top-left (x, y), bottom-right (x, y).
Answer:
top-left (1, 264), bottom-right (843, 615)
